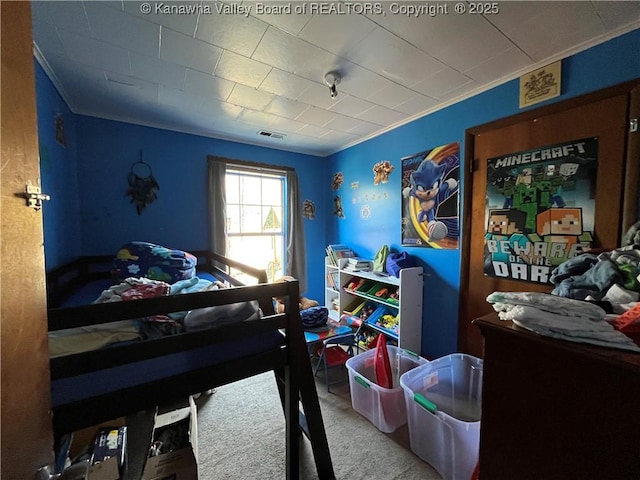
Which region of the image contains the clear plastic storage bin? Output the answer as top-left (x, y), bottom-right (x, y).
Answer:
top-left (346, 345), bottom-right (428, 433)
top-left (400, 353), bottom-right (483, 480)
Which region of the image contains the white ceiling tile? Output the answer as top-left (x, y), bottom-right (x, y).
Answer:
top-left (105, 73), bottom-right (159, 105)
top-left (159, 85), bottom-right (243, 119)
top-left (87, 1), bottom-right (124, 12)
top-left (489, 2), bottom-right (606, 61)
top-left (227, 83), bottom-right (275, 110)
top-left (160, 28), bottom-right (222, 74)
top-left (297, 124), bottom-right (333, 138)
top-left (320, 130), bottom-right (360, 144)
top-left (366, 82), bottom-right (418, 109)
top-left (344, 27), bottom-right (445, 85)
top-left (250, 7), bottom-right (312, 35)
top-left (394, 94), bottom-right (440, 116)
top-left (251, 26), bottom-right (307, 72)
top-left (296, 106), bottom-right (335, 127)
top-left (437, 80), bottom-right (481, 104)
top-left (593, 1), bottom-right (640, 30)
top-left (297, 83), bottom-right (340, 110)
top-left (184, 69), bottom-right (235, 101)
top-left (84, 2), bottom-right (160, 57)
top-left (215, 50), bottom-right (272, 88)
top-left (297, 12), bottom-right (377, 56)
top-left (258, 69), bottom-right (315, 100)
top-left (56, 30), bottom-right (132, 76)
top-left (31, 1), bottom-right (92, 37)
top-left (436, 29), bottom-right (514, 73)
top-left (130, 51), bottom-right (187, 90)
top-left (32, 20), bottom-right (65, 56)
top-left (328, 95), bottom-right (376, 117)
top-left (41, 55), bottom-right (110, 110)
top-left (346, 121), bottom-right (382, 137)
top-left (335, 65), bottom-right (393, 100)
top-left (325, 113), bottom-right (366, 133)
top-left (195, 8), bottom-right (268, 56)
top-left (370, 8), bottom-right (496, 62)
top-left (33, 1), bottom-right (636, 156)
top-left (464, 47), bottom-right (533, 84)
top-left (123, 0), bottom-right (199, 36)
top-left (412, 67), bottom-right (474, 99)
top-left (356, 105), bottom-right (407, 126)
top-left (267, 115), bottom-right (308, 133)
top-left (252, 26), bottom-right (336, 83)
top-left (238, 110), bottom-right (306, 133)
top-left (265, 97), bottom-right (309, 119)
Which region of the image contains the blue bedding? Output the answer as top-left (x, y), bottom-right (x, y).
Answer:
top-left (112, 241), bottom-right (198, 283)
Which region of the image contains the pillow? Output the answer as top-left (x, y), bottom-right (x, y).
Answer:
top-left (112, 241), bottom-right (197, 283)
top-left (183, 301), bottom-right (261, 331)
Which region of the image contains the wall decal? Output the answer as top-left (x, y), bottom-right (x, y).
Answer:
top-left (333, 195), bottom-right (345, 219)
top-left (373, 160), bottom-right (394, 185)
top-left (402, 142), bottom-right (460, 249)
top-left (303, 199), bottom-right (316, 220)
top-left (331, 172), bottom-right (344, 190)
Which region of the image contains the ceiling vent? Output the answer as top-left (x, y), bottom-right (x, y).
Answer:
top-left (257, 130), bottom-right (285, 140)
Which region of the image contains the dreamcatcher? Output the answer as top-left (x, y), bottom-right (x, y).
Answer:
top-left (126, 152), bottom-right (159, 214)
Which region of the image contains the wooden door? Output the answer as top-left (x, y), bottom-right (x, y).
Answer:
top-left (1, 2), bottom-right (55, 478)
top-left (460, 84), bottom-right (639, 357)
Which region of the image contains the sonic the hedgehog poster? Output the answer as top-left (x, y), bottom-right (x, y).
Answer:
top-left (401, 143), bottom-right (460, 249)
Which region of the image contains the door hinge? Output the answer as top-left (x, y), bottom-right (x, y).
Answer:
top-left (630, 118), bottom-right (638, 133)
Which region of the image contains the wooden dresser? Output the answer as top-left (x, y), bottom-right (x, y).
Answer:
top-left (473, 313), bottom-right (640, 480)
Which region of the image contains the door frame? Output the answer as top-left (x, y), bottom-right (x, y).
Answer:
top-left (458, 79), bottom-right (640, 352)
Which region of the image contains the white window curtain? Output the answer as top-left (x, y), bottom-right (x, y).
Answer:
top-left (207, 156), bottom-right (307, 291)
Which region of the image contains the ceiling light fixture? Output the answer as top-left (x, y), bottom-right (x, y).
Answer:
top-left (324, 71), bottom-right (341, 99)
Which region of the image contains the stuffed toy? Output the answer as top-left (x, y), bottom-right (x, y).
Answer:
top-left (273, 275), bottom-right (319, 314)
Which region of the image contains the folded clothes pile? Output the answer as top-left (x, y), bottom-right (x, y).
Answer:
top-left (487, 291), bottom-right (640, 352)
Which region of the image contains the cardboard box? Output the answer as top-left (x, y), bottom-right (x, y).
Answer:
top-left (61, 418), bottom-right (125, 480)
top-left (142, 396), bottom-right (198, 480)
top-left (88, 426), bottom-right (126, 480)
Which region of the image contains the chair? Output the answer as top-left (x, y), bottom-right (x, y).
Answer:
top-left (313, 333), bottom-right (356, 392)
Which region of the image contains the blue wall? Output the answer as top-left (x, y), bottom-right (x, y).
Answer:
top-left (74, 116), bottom-right (329, 301)
top-left (36, 29), bottom-right (639, 358)
top-left (35, 63), bottom-right (81, 269)
top-left (36, 66), bottom-right (329, 302)
top-left (327, 29), bottom-right (640, 358)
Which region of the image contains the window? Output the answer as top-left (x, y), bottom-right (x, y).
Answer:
top-left (225, 168), bottom-right (286, 283)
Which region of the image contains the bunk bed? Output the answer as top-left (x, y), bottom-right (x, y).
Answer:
top-left (47, 250), bottom-right (335, 479)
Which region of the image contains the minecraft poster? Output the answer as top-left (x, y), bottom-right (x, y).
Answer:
top-left (401, 142), bottom-right (460, 249)
top-left (484, 137), bottom-right (598, 285)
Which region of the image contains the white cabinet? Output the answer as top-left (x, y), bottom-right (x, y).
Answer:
top-left (324, 257), bottom-right (423, 355)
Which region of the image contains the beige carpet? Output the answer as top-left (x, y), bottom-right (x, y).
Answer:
top-left (194, 368), bottom-right (442, 479)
